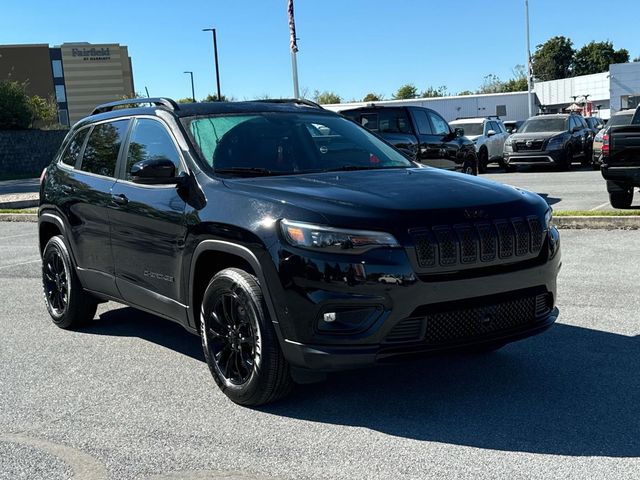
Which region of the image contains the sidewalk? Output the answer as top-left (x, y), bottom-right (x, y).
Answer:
top-left (0, 178), bottom-right (39, 209)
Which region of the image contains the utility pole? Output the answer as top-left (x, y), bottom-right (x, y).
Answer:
top-left (202, 28), bottom-right (222, 100)
top-left (525, 0), bottom-right (533, 117)
top-left (184, 71), bottom-right (195, 102)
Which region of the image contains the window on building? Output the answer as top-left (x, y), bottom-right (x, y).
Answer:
top-left (496, 105), bottom-right (507, 117)
top-left (55, 85), bottom-right (66, 103)
top-left (80, 120), bottom-right (129, 177)
top-left (125, 119), bottom-right (182, 180)
top-left (51, 60), bottom-right (63, 78)
top-left (58, 109), bottom-right (69, 126)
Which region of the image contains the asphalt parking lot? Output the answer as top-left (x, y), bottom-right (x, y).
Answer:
top-left (1, 222), bottom-right (639, 480)
top-left (483, 164), bottom-right (640, 211)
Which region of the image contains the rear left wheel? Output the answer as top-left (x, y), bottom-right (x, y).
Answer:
top-left (200, 268), bottom-right (293, 406)
top-left (42, 235), bottom-right (97, 329)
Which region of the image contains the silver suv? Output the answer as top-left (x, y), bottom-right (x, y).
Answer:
top-left (449, 117), bottom-right (509, 173)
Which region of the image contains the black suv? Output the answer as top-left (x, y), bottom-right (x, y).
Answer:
top-left (340, 105), bottom-right (478, 174)
top-left (39, 98), bottom-right (561, 406)
top-left (503, 113), bottom-right (593, 170)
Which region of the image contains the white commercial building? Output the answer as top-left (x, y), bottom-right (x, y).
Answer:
top-left (324, 62), bottom-right (640, 122)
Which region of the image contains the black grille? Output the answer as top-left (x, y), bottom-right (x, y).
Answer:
top-left (424, 296), bottom-right (536, 345)
top-left (514, 140), bottom-right (544, 151)
top-left (412, 216), bottom-right (545, 272)
top-left (385, 318), bottom-right (424, 343)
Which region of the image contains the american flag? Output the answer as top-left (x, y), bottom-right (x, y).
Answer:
top-left (288, 0), bottom-right (298, 53)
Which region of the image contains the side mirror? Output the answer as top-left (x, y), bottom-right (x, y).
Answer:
top-left (454, 127), bottom-right (465, 137)
top-left (571, 126), bottom-right (581, 133)
top-left (487, 129), bottom-right (496, 137)
top-left (131, 157), bottom-right (177, 185)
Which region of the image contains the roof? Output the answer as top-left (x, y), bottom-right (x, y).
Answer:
top-left (449, 118), bottom-right (487, 124)
top-left (174, 101), bottom-right (328, 117)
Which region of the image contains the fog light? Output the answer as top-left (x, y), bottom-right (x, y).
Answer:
top-left (323, 312), bottom-right (337, 323)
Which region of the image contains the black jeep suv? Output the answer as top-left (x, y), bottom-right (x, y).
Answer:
top-left (39, 98), bottom-right (561, 406)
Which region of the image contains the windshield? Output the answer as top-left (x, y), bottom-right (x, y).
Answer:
top-left (184, 112), bottom-right (413, 176)
top-left (520, 117), bottom-right (566, 133)
top-left (452, 123), bottom-right (483, 136)
top-left (608, 113), bottom-right (633, 127)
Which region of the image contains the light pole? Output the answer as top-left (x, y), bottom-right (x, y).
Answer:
top-left (184, 71), bottom-right (195, 102)
top-left (525, 0), bottom-right (533, 117)
top-left (202, 28), bottom-right (222, 100)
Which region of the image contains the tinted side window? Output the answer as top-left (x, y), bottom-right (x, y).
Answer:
top-left (378, 109), bottom-right (412, 134)
top-left (567, 117), bottom-right (575, 131)
top-left (428, 111), bottom-right (450, 136)
top-left (413, 110), bottom-right (433, 135)
top-left (360, 113), bottom-right (379, 131)
top-left (80, 120), bottom-right (129, 177)
top-left (60, 128), bottom-right (89, 167)
top-left (125, 119), bottom-right (181, 180)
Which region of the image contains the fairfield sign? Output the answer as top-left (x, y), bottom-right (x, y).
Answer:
top-left (71, 47), bottom-right (111, 60)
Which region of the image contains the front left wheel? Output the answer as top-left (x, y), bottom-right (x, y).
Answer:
top-left (42, 235), bottom-right (97, 329)
top-left (200, 268), bottom-right (293, 406)
top-left (462, 157), bottom-right (478, 176)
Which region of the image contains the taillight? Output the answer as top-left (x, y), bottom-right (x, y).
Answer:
top-left (39, 167), bottom-right (47, 184)
top-left (601, 134), bottom-right (609, 158)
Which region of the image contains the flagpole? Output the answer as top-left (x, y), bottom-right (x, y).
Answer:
top-left (525, 0), bottom-right (533, 117)
top-left (288, 0), bottom-right (300, 99)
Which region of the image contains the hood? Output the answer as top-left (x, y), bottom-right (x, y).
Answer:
top-left (222, 168), bottom-right (547, 231)
top-left (509, 131), bottom-right (563, 140)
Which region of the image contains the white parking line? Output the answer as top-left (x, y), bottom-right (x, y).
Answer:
top-left (0, 258), bottom-right (41, 269)
top-left (590, 202), bottom-right (610, 211)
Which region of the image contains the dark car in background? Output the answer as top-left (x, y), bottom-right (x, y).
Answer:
top-left (592, 109), bottom-right (634, 170)
top-left (504, 120), bottom-right (524, 134)
top-left (502, 113), bottom-right (592, 171)
top-left (38, 97), bottom-right (560, 406)
top-left (340, 105), bottom-right (478, 174)
top-left (585, 116), bottom-right (604, 135)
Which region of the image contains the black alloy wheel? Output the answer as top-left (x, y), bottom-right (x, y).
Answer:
top-left (200, 268), bottom-right (293, 406)
top-left (42, 235), bottom-right (97, 329)
top-left (478, 148), bottom-right (488, 174)
top-left (43, 248), bottom-right (68, 316)
top-left (205, 291), bottom-right (260, 385)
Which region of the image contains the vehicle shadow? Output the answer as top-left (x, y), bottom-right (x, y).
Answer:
top-left (485, 164), bottom-right (595, 174)
top-left (84, 307), bottom-right (639, 458)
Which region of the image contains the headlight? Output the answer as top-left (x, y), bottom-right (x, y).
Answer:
top-left (546, 136), bottom-right (564, 150)
top-left (544, 208), bottom-right (553, 230)
top-left (281, 219), bottom-right (399, 253)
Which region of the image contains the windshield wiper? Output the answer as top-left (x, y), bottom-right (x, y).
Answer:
top-left (321, 165), bottom-right (408, 173)
top-left (213, 167), bottom-right (287, 176)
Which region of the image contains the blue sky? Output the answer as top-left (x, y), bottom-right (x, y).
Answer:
top-left (2, 0), bottom-right (639, 101)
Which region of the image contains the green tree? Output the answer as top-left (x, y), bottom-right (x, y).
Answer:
top-left (457, 90), bottom-right (474, 96)
top-left (202, 93), bottom-right (231, 102)
top-left (362, 92), bottom-right (383, 102)
top-left (477, 74), bottom-right (504, 94)
top-left (393, 84), bottom-right (418, 99)
top-left (313, 90), bottom-right (341, 104)
top-left (28, 95), bottom-right (59, 128)
top-left (573, 41), bottom-right (629, 76)
top-left (501, 65), bottom-right (528, 92)
top-left (531, 36), bottom-right (575, 80)
top-left (421, 85), bottom-right (448, 98)
top-left (177, 97), bottom-right (195, 104)
top-left (0, 81), bottom-right (33, 129)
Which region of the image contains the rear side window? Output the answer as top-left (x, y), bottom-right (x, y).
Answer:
top-left (125, 119), bottom-right (182, 180)
top-left (80, 120), bottom-right (129, 177)
top-left (60, 128), bottom-right (89, 167)
top-left (378, 109), bottom-right (412, 134)
top-left (413, 110), bottom-right (433, 135)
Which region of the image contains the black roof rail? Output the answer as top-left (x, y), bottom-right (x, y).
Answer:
top-left (247, 98), bottom-right (324, 110)
top-left (91, 97), bottom-right (179, 115)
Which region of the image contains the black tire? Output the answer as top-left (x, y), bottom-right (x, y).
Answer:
top-left (559, 145), bottom-right (573, 171)
top-left (462, 157), bottom-right (478, 176)
top-left (609, 189), bottom-right (634, 209)
top-left (591, 162), bottom-right (600, 171)
top-left (200, 268), bottom-right (293, 406)
top-left (478, 148), bottom-right (488, 174)
top-left (42, 235), bottom-right (97, 329)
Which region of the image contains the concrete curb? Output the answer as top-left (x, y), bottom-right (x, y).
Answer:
top-left (555, 216), bottom-right (640, 229)
top-left (0, 214), bottom-right (38, 223)
top-left (0, 199), bottom-right (39, 209)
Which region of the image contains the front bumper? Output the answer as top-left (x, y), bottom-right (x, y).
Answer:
top-left (503, 149), bottom-right (564, 165)
top-left (274, 234), bottom-right (561, 371)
